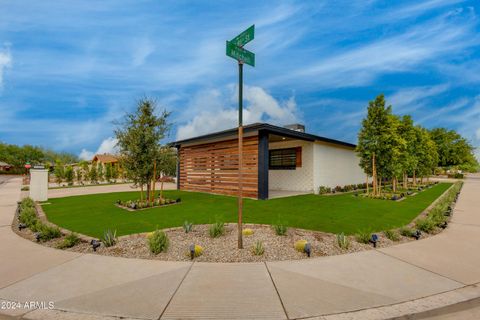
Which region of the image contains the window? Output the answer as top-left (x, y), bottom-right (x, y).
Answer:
top-left (269, 147), bottom-right (301, 170)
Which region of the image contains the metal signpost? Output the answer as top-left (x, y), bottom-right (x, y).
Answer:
top-left (226, 25), bottom-right (255, 249)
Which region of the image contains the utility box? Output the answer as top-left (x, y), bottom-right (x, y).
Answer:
top-left (30, 168), bottom-right (49, 201)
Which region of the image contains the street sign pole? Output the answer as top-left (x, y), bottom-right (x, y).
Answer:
top-left (226, 25), bottom-right (254, 250)
top-left (238, 61), bottom-right (244, 249)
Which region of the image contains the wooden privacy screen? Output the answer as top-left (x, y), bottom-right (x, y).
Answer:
top-left (178, 136), bottom-right (259, 198)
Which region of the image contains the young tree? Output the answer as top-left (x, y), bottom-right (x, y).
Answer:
top-left (430, 127), bottom-right (478, 171)
top-left (97, 163), bottom-right (104, 182)
top-left (75, 168), bottom-right (83, 184)
top-left (115, 98), bottom-right (170, 202)
top-left (397, 115), bottom-right (418, 189)
top-left (54, 160), bottom-right (65, 186)
top-left (105, 163), bottom-right (113, 182)
top-left (89, 165), bottom-right (98, 184)
top-left (356, 94), bottom-right (397, 195)
top-left (65, 166), bottom-right (74, 186)
top-left (111, 164), bottom-right (119, 182)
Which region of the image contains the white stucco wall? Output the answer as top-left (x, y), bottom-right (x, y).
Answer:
top-left (268, 140), bottom-right (314, 192)
top-left (30, 169), bottom-right (49, 201)
top-left (312, 142), bottom-right (365, 193)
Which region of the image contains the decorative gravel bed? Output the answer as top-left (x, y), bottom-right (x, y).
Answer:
top-left (13, 222), bottom-right (426, 262)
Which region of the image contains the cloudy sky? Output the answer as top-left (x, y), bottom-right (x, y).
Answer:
top-left (0, 1), bottom-right (479, 160)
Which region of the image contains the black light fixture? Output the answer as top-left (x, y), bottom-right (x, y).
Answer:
top-left (413, 230), bottom-right (421, 240)
top-left (189, 244), bottom-right (195, 260)
top-left (370, 234), bottom-right (379, 248)
top-left (90, 239), bottom-right (101, 251)
top-left (34, 232), bottom-right (42, 242)
top-left (18, 223), bottom-right (27, 231)
top-left (304, 242), bottom-right (311, 257)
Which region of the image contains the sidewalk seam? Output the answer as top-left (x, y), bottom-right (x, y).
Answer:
top-left (376, 249), bottom-right (467, 286)
top-left (157, 261), bottom-right (195, 320)
top-left (264, 262), bottom-right (290, 320)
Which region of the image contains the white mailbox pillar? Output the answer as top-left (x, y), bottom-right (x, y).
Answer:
top-left (30, 168), bottom-right (49, 201)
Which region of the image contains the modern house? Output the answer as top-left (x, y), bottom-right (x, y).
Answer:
top-left (172, 123), bottom-right (365, 200)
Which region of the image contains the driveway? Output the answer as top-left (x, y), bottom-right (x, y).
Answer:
top-left (0, 175), bottom-right (479, 319)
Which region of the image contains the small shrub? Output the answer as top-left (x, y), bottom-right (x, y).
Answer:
top-left (336, 233), bottom-right (350, 250)
top-left (34, 222), bottom-right (61, 241)
top-left (102, 229), bottom-right (117, 247)
top-left (399, 227), bottom-right (414, 237)
top-left (294, 239), bottom-right (308, 252)
top-left (209, 222), bottom-right (225, 238)
top-left (355, 230), bottom-right (372, 244)
top-left (383, 229), bottom-right (400, 241)
top-left (273, 224), bottom-right (288, 236)
top-left (242, 228), bottom-right (254, 236)
top-left (319, 186), bottom-right (329, 194)
top-left (252, 241), bottom-right (265, 256)
top-left (148, 230), bottom-right (169, 254)
top-left (19, 207), bottom-right (37, 227)
top-left (20, 197), bottom-right (35, 209)
top-left (415, 218), bottom-right (436, 233)
top-left (183, 221), bottom-right (193, 233)
top-left (57, 233), bottom-right (80, 249)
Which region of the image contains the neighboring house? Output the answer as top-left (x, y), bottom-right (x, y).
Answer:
top-left (171, 123), bottom-right (365, 200)
top-left (91, 154), bottom-right (119, 169)
top-left (0, 161), bottom-right (13, 172)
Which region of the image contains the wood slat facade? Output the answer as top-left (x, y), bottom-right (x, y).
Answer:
top-left (178, 136), bottom-right (259, 198)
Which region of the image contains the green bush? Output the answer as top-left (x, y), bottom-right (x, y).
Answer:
top-left (20, 197), bottom-right (35, 210)
top-left (209, 222), bottom-right (225, 238)
top-left (355, 229), bottom-right (372, 244)
top-left (399, 226), bottom-right (414, 237)
top-left (102, 229), bottom-right (117, 247)
top-left (415, 218), bottom-right (436, 233)
top-left (336, 233), bottom-right (350, 249)
top-left (19, 207), bottom-right (37, 227)
top-left (148, 230), bottom-right (169, 254)
top-left (33, 222), bottom-right (62, 241)
top-left (252, 241), bottom-right (265, 256)
top-left (273, 224), bottom-right (288, 236)
top-left (383, 229), bottom-right (400, 241)
top-left (57, 233), bottom-right (80, 249)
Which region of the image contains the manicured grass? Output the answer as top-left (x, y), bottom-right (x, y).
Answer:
top-left (43, 183), bottom-right (452, 238)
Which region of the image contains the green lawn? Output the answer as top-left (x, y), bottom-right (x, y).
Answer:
top-left (43, 183), bottom-right (452, 238)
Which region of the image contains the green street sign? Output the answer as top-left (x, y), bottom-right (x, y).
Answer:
top-left (226, 40), bottom-right (255, 67)
top-left (230, 24), bottom-right (254, 47)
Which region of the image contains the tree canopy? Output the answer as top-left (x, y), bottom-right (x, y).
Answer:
top-left (115, 98), bottom-right (171, 201)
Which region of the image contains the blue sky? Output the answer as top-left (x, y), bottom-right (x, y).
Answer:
top-left (0, 1), bottom-right (479, 160)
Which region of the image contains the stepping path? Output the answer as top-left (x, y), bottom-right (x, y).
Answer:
top-left (0, 175), bottom-right (479, 319)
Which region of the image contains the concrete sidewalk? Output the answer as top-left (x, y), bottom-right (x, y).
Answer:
top-left (0, 175), bottom-right (479, 319)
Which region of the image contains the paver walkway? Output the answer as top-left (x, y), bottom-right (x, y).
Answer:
top-left (0, 175), bottom-right (479, 319)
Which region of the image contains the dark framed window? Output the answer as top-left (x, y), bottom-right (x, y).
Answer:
top-left (269, 148), bottom-right (299, 170)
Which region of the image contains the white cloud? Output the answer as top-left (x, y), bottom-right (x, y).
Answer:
top-left (132, 38), bottom-right (155, 67)
top-left (176, 85), bottom-right (300, 140)
top-left (0, 45), bottom-right (12, 89)
top-left (388, 84), bottom-right (450, 114)
top-left (79, 137), bottom-right (118, 160)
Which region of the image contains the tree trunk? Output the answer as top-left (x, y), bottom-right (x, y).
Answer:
top-left (146, 182), bottom-right (151, 202)
top-left (403, 172), bottom-right (407, 189)
top-left (372, 153), bottom-right (377, 195)
top-left (366, 174), bottom-right (369, 195)
top-left (393, 177), bottom-right (397, 193)
top-left (413, 170), bottom-right (416, 187)
top-left (420, 177), bottom-right (424, 185)
top-left (152, 161), bottom-right (156, 204)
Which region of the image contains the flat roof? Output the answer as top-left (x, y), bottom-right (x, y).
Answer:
top-left (171, 122), bottom-right (356, 148)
